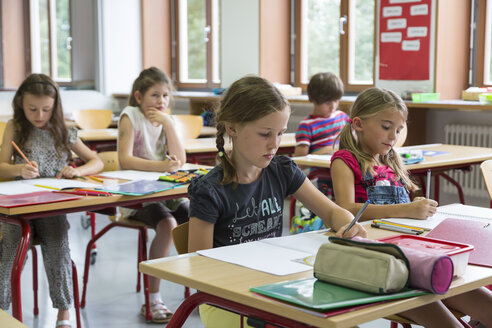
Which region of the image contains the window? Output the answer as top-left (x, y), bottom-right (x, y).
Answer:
top-left (176, 0), bottom-right (220, 89)
top-left (29, 0), bottom-right (72, 82)
top-left (481, 0), bottom-right (492, 85)
top-left (295, 0), bottom-right (375, 91)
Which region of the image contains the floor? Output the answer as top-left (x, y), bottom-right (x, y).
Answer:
top-left (4, 191), bottom-right (489, 328)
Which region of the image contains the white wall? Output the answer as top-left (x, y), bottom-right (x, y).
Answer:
top-left (220, 0), bottom-right (260, 87)
top-left (98, 0), bottom-right (142, 96)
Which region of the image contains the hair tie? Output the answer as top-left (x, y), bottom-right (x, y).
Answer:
top-left (218, 147), bottom-right (225, 157)
top-left (347, 118), bottom-right (353, 124)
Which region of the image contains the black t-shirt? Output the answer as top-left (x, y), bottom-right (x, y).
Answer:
top-left (188, 156), bottom-right (306, 248)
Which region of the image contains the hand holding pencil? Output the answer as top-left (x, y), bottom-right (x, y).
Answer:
top-left (11, 141), bottom-right (39, 179)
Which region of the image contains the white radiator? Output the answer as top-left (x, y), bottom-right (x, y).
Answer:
top-left (443, 124), bottom-right (492, 197)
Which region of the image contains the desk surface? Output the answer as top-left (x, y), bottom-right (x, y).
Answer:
top-left (139, 226), bottom-right (492, 328)
top-left (184, 133), bottom-right (295, 154)
top-left (292, 144), bottom-right (492, 172)
top-left (0, 310), bottom-right (27, 328)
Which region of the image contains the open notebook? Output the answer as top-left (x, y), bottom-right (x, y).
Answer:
top-left (381, 204), bottom-right (492, 230)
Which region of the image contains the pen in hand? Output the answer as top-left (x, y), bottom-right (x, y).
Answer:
top-left (343, 200), bottom-right (370, 235)
top-left (426, 169), bottom-right (431, 199)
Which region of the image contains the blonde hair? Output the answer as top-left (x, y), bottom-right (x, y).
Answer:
top-left (336, 87), bottom-right (417, 191)
top-left (215, 76), bottom-right (289, 185)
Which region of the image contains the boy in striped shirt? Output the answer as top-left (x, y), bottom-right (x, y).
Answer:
top-left (294, 72), bottom-right (348, 199)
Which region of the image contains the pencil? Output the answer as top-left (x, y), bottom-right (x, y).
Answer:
top-left (343, 200), bottom-right (370, 235)
top-left (89, 176), bottom-right (103, 183)
top-left (35, 184), bottom-right (60, 190)
top-left (11, 141), bottom-right (33, 166)
top-left (371, 223), bottom-right (423, 235)
top-left (426, 169), bottom-right (431, 198)
top-left (373, 220), bottom-right (424, 231)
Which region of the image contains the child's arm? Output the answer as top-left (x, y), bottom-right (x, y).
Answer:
top-left (188, 217), bottom-right (215, 252)
top-left (0, 120), bottom-right (39, 179)
top-left (294, 144), bottom-right (309, 157)
top-left (118, 115), bottom-right (181, 172)
top-left (146, 109), bottom-right (186, 164)
top-left (294, 178), bottom-right (367, 238)
top-left (57, 139), bottom-right (104, 178)
top-left (331, 158), bottom-right (438, 220)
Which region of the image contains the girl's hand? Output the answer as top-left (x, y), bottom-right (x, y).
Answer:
top-left (161, 155), bottom-right (181, 172)
top-left (146, 107), bottom-right (172, 127)
top-left (21, 162), bottom-right (39, 179)
top-left (335, 222), bottom-right (367, 239)
top-left (56, 166), bottom-right (81, 179)
top-left (409, 197), bottom-right (438, 219)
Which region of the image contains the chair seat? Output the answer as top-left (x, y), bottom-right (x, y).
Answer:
top-left (109, 214), bottom-right (151, 228)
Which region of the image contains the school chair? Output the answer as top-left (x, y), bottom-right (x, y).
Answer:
top-left (480, 160), bottom-right (492, 208)
top-left (80, 151), bottom-right (153, 321)
top-left (72, 109), bottom-right (113, 130)
top-left (172, 114), bottom-right (204, 139)
top-left (386, 310), bottom-right (470, 328)
top-left (0, 121), bottom-right (6, 145)
top-left (171, 222), bottom-right (191, 298)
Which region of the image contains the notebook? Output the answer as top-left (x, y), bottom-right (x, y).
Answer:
top-left (381, 204), bottom-right (492, 230)
top-left (95, 180), bottom-right (184, 196)
top-left (427, 218), bottom-right (492, 267)
top-left (250, 278), bottom-right (427, 311)
top-left (0, 191), bottom-right (83, 208)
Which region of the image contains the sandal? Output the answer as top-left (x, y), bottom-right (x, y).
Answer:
top-left (55, 320), bottom-right (71, 328)
top-left (140, 301), bottom-right (173, 324)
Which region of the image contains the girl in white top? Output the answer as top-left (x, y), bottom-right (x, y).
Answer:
top-left (118, 67), bottom-right (187, 324)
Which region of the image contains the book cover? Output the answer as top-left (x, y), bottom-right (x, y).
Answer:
top-left (0, 191), bottom-right (82, 208)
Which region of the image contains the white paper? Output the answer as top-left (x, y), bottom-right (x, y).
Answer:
top-left (383, 6), bottom-right (402, 17)
top-left (387, 18), bottom-right (407, 30)
top-left (21, 178), bottom-right (100, 190)
top-left (381, 204), bottom-right (492, 230)
top-left (411, 4), bottom-right (428, 16)
top-left (0, 181), bottom-right (47, 195)
top-left (306, 154), bottom-right (332, 161)
top-left (407, 26), bottom-right (428, 38)
top-left (98, 170), bottom-right (164, 181)
top-left (197, 231), bottom-right (330, 276)
top-left (402, 40), bottom-right (420, 51)
top-left (381, 32), bottom-right (402, 43)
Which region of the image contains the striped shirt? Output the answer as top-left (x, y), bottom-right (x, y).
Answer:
top-left (295, 111), bottom-right (348, 153)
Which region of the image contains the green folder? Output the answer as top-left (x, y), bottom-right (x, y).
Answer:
top-left (95, 180), bottom-right (184, 196)
top-left (250, 278), bottom-right (427, 311)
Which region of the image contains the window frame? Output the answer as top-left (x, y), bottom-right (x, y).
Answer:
top-left (476, 0), bottom-right (491, 86)
top-left (174, 0), bottom-right (220, 90)
top-left (294, 0), bottom-right (376, 92)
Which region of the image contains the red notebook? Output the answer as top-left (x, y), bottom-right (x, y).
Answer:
top-left (427, 218), bottom-right (492, 267)
top-left (0, 191), bottom-right (83, 208)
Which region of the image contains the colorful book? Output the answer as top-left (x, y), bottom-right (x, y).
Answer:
top-left (95, 180), bottom-right (184, 196)
top-left (250, 278), bottom-right (427, 311)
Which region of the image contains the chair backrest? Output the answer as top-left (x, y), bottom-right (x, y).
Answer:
top-left (0, 121), bottom-right (6, 145)
top-left (73, 109), bottom-right (113, 130)
top-left (172, 115), bottom-right (203, 139)
top-left (480, 160), bottom-right (492, 200)
top-left (172, 222), bottom-right (189, 254)
top-left (97, 151), bottom-right (119, 171)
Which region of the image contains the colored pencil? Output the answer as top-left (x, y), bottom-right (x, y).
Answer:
top-left (11, 141), bottom-right (33, 166)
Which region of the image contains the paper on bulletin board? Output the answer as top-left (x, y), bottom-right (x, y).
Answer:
top-left (379, 0), bottom-right (431, 80)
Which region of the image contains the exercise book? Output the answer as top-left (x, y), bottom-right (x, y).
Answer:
top-left (427, 218), bottom-right (492, 267)
top-left (196, 231), bottom-right (330, 275)
top-left (22, 178), bottom-right (100, 190)
top-left (381, 204), bottom-right (492, 230)
top-left (95, 180), bottom-right (184, 196)
top-left (250, 278), bottom-right (427, 311)
top-left (0, 181), bottom-right (47, 195)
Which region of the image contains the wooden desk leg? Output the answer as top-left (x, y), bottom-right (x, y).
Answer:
top-left (167, 291), bottom-right (315, 328)
top-left (0, 217), bottom-right (32, 322)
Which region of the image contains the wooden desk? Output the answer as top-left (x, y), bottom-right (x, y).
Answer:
top-left (184, 133), bottom-right (296, 164)
top-left (0, 310), bottom-right (27, 328)
top-left (0, 181), bottom-right (193, 322)
top-left (292, 144), bottom-right (492, 203)
top-left (139, 226), bottom-right (492, 328)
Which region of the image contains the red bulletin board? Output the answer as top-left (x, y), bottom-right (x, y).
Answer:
top-left (379, 0), bottom-right (431, 80)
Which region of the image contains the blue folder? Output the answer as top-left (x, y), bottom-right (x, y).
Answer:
top-left (95, 180), bottom-right (185, 196)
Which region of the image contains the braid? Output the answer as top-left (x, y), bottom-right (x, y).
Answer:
top-left (215, 122), bottom-right (237, 185)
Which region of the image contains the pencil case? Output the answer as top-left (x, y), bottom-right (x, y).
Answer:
top-left (318, 236), bottom-right (454, 294)
top-left (314, 237), bottom-right (410, 294)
